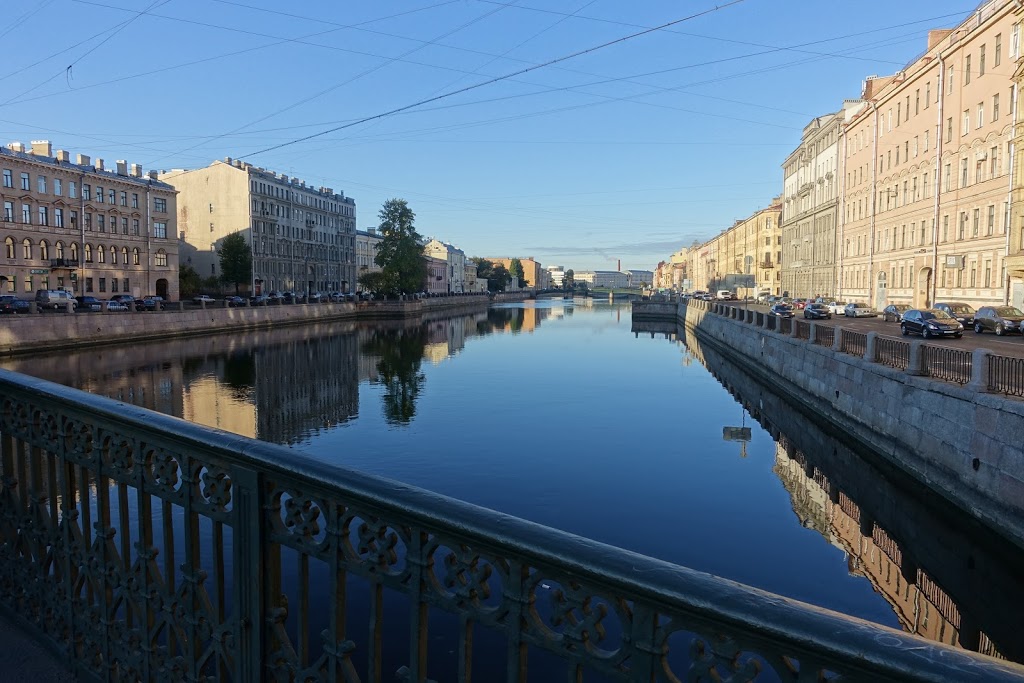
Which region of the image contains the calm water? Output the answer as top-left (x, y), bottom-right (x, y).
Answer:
top-left (5, 299), bottom-right (1023, 663)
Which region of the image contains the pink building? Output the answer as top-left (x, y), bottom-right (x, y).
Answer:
top-left (425, 255), bottom-right (447, 294)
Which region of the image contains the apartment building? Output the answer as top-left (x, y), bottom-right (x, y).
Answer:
top-left (424, 239), bottom-right (466, 293)
top-left (160, 158), bottom-right (356, 296)
top-left (356, 228), bottom-right (383, 275)
top-left (1008, 2), bottom-right (1024, 307)
top-left (1, 140), bottom-right (178, 299)
top-left (687, 199), bottom-right (783, 296)
top-left (839, 2), bottom-right (1017, 309)
top-left (484, 257), bottom-right (550, 290)
top-left (782, 104), bottom-right (862, 298)
top-left (425, 255), bottom-right (447, 294)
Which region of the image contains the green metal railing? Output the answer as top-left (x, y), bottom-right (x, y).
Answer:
top-left (0, 368), bottom-right (1022, 682)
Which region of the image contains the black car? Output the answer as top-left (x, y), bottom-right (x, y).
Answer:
top-left (973, 306), bottom-right (1024, 335)
top-left (0, 295), bottom-right (30, 314)
top-left (225, 295), bottom-right (245, 307)
top-left (75, 296), bottom-right (103, 312)
top-left (111, 294), bottom-right (143, 311)
top-left (141, 295), bottom-right (164, 311)
top-left (900, 309), bottom-right (963, 339)
top-left (933, 302), bottom-right (976, 327)
top-left (881, 304), bottom-right (911, 322)
top-left (802, 303), bottom-right (831, 319)
top-left (769, 303), bottom-right (794, 318)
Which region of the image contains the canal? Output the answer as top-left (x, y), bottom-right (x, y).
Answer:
top-left (4, 299), bottom-right (1022, 670)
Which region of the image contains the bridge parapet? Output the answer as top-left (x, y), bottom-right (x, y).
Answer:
top-left (0, 368), bottom-right (1020, 682)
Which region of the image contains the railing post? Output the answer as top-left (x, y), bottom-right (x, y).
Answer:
top-left (864, 332), bottom-right (878, 362)
top-left (832, 328), bottom-right (842, 351)
top-left (967, 348), bottom-right (991, 392)
top-left (790, 318), bottom-right (800, 338)
top-left (906, 340), bottom-right (925, 376)
top-left (808, 322), bottom-right (818, 344)
top-left (231, 466), bottom-right (265, 681)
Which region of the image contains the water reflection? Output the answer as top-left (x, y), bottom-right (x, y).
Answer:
top-left (361, 327), bottom-right (427, 425)
top-left (669, 320), bottom-right (1024, 662)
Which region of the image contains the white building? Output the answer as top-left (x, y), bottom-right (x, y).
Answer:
top-left (546, 265), bottom-right (566, 288)
top-left (625, 269), bottom-right (654, 288)
top-left (356, 228), bottom-right (382, 275)
top-left (423, 238), bottom-right (466, 293)
top-left (574, 270), bottom-right (629, 288)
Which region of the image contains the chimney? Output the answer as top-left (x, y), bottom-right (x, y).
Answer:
top-left (928, 29), bottom-right (953, 51)
top-left (224, 156), bottom-right (232, 164)
top-left (130, 163), bottom-right (142, 177)
top-left (148, 170), bottom-right (158, 180)
top-left (7, 142), bottom-right (25, 153)
top-left (94, 158), bottom-right (104, 171)
top-left (55, 150), bottom-right (70, 163)
top-left (30, 140), bottom-right (52, 157)
top-left (116, 160), bottom-right (127, 175)
top-left (75, 153), bottom-right (91, 166)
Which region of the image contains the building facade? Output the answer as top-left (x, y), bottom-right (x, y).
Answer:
top-left (574, 270), bottom-right (629, 288)
top-left (1, 140), bottom-right (179, 299)
top-left (160, 158), bottom-right (356, 296)
top-left (425, 255), bottom-right (447, 294)
top-left (484, 257), bottom-right (549, 290)
top-left (781, 106), bottom-right (858, 298)
top-left (424, 239), bottom-right (466, 293)
top-left (686, 199), bottom-right (783, 296)
top-left (839, 3), bottom-right (1017, 309)
top-left (625, 269), bottom-right (654, 288)
top-left (356, 228), bottom-right (383, 276)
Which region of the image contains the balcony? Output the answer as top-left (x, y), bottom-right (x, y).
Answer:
top-left (0, 369), bottom-right (1012, 683)
top-left (760, 261), bottom-right (775, 269)
top-left (49, 258), bottom-right (79, 268)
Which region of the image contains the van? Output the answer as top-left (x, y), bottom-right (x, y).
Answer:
top-left (35, 289), bottom-right (77, 310)
top-left (716, 290), bottom-right (733, 300)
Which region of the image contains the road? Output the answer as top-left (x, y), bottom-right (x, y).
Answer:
top-left (719, 301), bottom-right (1024, 358)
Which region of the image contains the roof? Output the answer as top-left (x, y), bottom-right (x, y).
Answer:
top-left (0, 146), bottom-right (175, 191)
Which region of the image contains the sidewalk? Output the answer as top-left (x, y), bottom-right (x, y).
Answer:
top-left (0, 615), bottom-right (76, 682)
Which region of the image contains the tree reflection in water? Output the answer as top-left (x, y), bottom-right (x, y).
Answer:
top-left (361, 327), bottom-right (428, 425)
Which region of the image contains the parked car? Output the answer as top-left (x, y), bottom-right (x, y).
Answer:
top-left (225, 295), bottom-right (245, 307)
top-left (769, 303), bottom-right (795, 318)
top-left (307, 291), bottom-right (323, 303)
top-left (881, 304), bottom-right (911, 322)
top-left (249, 294), bottom-right (269, 305)
top-left (111, 294), bottom-right (142, 311)
top-left (844, 302), bottom-right (876, 317)
top-left (827, 300), bottom-right (847, 316)
top-left (792, 298), bottom-right (808, 310)
top-left (900, 308), bottom-right (964, 339)
top-left (141, 295), bottom-right (164, 311)
top-left (35, 289), bottom-right (77, 311)
top-left (802, 302), bottom-right (831, 319)
top-left (192, 294), bottom-right (216, 304)
top-left (0, 295), bottom-right (31, 314)
top-left (716, 290), bottom-right (733, 300)
top-left (933, 302), bottom-right (976, 327)
top-left (267, 291), bottom-right (284, 302)
top-left (105, 299), bottom-right (129, 312)
top-left (973, 306), bottom-right (1024, 335)
top-left (75, 296), bottom-right (103, 312)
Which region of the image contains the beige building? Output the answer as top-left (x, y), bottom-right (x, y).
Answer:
top-left (1, 140), bottom-right (178, 299)
top-left (424, 239), bottom-right (466, 293)
top-left (356, 228), bottom-right (383, 276)
top-left (782, 103), bottom-right (862, 298)
top-left (484, 256), bottom-right (550, 290)
top-left (839, 2), bottom-right (1017, 309)
top-left (1008, 4), bottom-right (1024, 306)
top-left (159, 158), bottom-right (356, 296)
top-left (687, 199), bottom-right (782, 296)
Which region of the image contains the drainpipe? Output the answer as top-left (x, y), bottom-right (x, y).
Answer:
top-left (146, 183), bottom-right (152, 298)
top-left (78, 171), bottom-right (85, 294)
top-left (931, 53), bottom-right (947, 308)
top-left (868, 100), bottom-right (879, 308)
top-left (1004, 80), bottom-right (1018, 305)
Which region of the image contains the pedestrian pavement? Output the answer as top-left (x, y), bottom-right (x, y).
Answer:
top-left (0, 614), bottom-right (76, 682)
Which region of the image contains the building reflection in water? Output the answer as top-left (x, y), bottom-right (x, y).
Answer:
top-left (654, 321), bottom-right (1024, 663)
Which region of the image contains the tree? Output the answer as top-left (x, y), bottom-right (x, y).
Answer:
top-left (361, 327), bottom-right (427, 425)
top-left (563, 269), bottom-right (575, 291)
top-left (357, 271), bottom-right (387, 295)
top-left (218, 232), bottom-right (252, 294)
top-left (179, 265), bottom-right (202, 298)
top-left (508, 258), bottom-right (524, 286)
top-left (471, 257), bottom-right (511, 292)
top-left (375, 199), bottom-right (427, 297)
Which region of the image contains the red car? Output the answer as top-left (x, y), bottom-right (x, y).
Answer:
top-left (792, 298), bottom-right (808, 310)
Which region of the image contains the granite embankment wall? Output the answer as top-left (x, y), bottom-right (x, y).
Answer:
top-left (0, 293), bottom-right (528, 356)
top-left (635, 300), bottom-right (1024, 550)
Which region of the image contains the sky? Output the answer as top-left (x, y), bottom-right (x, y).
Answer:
top-left (0, 0), bottom-right (986, 271)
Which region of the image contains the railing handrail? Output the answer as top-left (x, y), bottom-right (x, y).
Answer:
top-left (2, 367), bottom-right (1023, 681)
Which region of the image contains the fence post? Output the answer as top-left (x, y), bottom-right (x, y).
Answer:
top-left (967, 348), bottom-right (991, 392)
top-left (906, 340), bottom-right (925, 376)
top-left (790, 318), bottom-right (800, 338)
top-left (832, 328), bottom-right (842, 351)
top-left (808, 322), bottom-right (817, 344)
top-left (864, 332), bottom-right (877, 362)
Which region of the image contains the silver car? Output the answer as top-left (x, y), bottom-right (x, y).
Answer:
top-left (844, 302), bottom-right (876, 317)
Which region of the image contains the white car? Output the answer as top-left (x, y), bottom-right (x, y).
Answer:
top-left (844, 302), bottom-right (876, 317)
top-left (105, 300), bottom-right (129, 312)
top-left (827, 301), bottom-right (847, 316)
top-left (192, 294), bottom-right (216, 304)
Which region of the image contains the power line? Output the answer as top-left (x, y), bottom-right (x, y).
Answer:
top-left (238, 1), bottom-right (747, 159)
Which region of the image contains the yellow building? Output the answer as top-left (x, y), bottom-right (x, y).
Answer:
top-left (839, 3), bottom-right (1017, 309)
top-left (686, 198), bottom-right (782, 296)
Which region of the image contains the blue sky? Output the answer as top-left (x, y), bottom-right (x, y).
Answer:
top-left (1, 0), bottom-right (980, 270)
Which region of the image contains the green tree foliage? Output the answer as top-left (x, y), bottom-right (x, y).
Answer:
top-left (361, 327), bottom-right (427, 425)
top-left (471, 258), bottom-right (511, 292)
top-left (508, 258), bottom-right (524, 285)
top-left (357, 270), bottom-right (387, 295)
top-left (179, 265), bottom-right (202, 298)
top-left (563, 269), bottom-right (575, 291)
top-left (218, 232), bottom-right (252, 294)
top-left (375, 199), bottom-right (427, 297)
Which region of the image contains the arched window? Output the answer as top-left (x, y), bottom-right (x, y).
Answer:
top-left (70, 242), bottom-right (78, 262)
top-left (109, 246), bottom-right (115, 264)
top-left (20, 238), bottom-right (30, 259)
top-left (84, 244), bottom-right (92, 263)
top-left (155, 249), bottom-right (167, 267)
top-left (121, 247), bottom-right (128, 264)
top-left (132, 247), bottom-right (139, 265)
top-left (55, 241), bottom-right (64, 259)
top-left (97, 244), bottom-right (105, 263)
top-left (5, 237), bottom-right (14, 259)
top-left (39, 240), bottom-right (49, 260)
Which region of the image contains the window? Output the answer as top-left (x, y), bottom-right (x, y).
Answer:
top-left (111, 278), bottom-right (118, 293)
top-left (69, 210), bottom-right (77, 228)
top-left (960, 158), bottom-right (968, 187)
top-left (96, 186), bottom-right (103, 203)
top-left (69, 181), bottom-right (76, 198)
top-left (54, 208), bottom-right (63, 228)
top-left (992, 146), bottom-right (999, 176)
top-left (924, 130), bottom-right (929, 152)
top-left (55, 242), bottom-right (64, 259)
top-left (988, 205), bottom-right (996, 235)
top-left (121, 247), bottom-right (128, 265)
top-left (53, 178), bottom-right (61, 196)
top-left (38, 207), bottom-right (48, 226)
top-left (965, 55), bottom-right (971, 84)
top-left (109, 246), bottom-right (116, 264)
top-left (1013, 23), bottom-right (1020, 60)
top-left (98, 278), bottom-right (105, 293)
top-left (944, 164), bottom-right (951, 191)
top-left (19, 173), bottom-right (29, 190)
top-left (943, 215), bottom-right (949, 241)
top-left (946, 117), bottom-right (953, 142)
top-left (122, 217), bottom-right (128, 235)
top-left (133, 219), bottom-right (140, 236)
top-left (947, 66), bottom-right (954, 94)
top-left (39, 241), bottom-right (48, 260)
top-left (108, 189), bottom-right (114, 204)
top-left (132, 248), bottom-right (140, 265)
top-left (973, 208), bottom-right (980, 237)
top-left (154, 197), bottom-right (167, 212)
top-left (926, 82), bottom-right (931, 107)
top-left (21, 204), bottom-right (30, 224)
top-left (2, 170), bottom-right (10, 188)
top-left (37, 176), bottom-right (46, 193)
top-left (97, 245), bottom-right (105, 264)
top-left (131, 193), bottom-right (138, 209)
top-left (959, 212), bottom-right (967, 240)
top-left (980, 45), bottom-right (986, 76)
top-left (153, 221), bottom-right (167, 239)
top-left (85, 244), bottom-right (92, 263)
top-left (978, 103), bottom-right (985, 128)
top-left (996, 34), bottom-right (1003, 66)
top-left (963, 109), bottom-right (970, 135)
top-left (20, 238), bottom-right (29, 259)
top-left (98, 215), bottom-right (105, 232)
top-left (119, 191), bottom-right (126, 206)
top-left (122, 278), bottom-right (129, 293)
top-left (155, 250), bottom-right (167, 267)
top-left (82, 184), bottom-right (90, 201)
